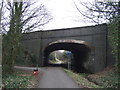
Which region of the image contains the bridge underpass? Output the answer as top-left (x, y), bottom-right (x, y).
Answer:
top-left (22, 24), bottom-right (114, 73)
top-left (43, 40), bottom-right (93, 73)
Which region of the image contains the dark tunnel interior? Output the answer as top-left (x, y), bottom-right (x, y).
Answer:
top-left (43, 42), bottom-right (91, 73)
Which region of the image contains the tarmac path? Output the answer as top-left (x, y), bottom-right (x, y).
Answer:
top-left (14, 66), bottom-right (80, 88)
top-left (38, 67), bottom-right (80, 88)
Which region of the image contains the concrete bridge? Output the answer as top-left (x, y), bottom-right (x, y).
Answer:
top-left (21, 23), bottom-right (114, 73)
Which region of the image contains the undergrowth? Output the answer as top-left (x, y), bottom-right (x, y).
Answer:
top-left (2, 70), bottom-right (35, 88)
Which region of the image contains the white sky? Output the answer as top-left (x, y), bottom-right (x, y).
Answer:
top-left (2, 0), bottom-right (118, 31)
top-left (37, 0), bottom-right (97, 30)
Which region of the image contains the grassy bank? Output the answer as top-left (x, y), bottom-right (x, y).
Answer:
top-left (64, 69), bottom-right (102, 88)
top-left (64, 65), bottom-right (119, 88)
top-left (87, 65), bottom-right (119, 88)
top-left (0, 66), bottom-right (2, 89)
top-left (2, 70), bottom-right (38, 88)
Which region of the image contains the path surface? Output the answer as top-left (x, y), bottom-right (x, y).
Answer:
top-left (14, 66), bottom-right (80, 88)
top-left (38, 67), bottom-right (80, 88)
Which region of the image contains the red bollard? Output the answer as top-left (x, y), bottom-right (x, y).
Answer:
top-left (33, 69), bottom-right (38, 76)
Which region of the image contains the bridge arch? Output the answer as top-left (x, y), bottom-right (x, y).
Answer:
top-left (43, 39), bottom-right (94, 73)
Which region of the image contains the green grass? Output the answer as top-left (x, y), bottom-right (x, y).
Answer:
top-left (78, 73), bottom-right (88, 77)
top-left (64, 65), bottom-right (119, 88)
top-left (0, 66), bottom-right (2, 89)
top-left (2, 70), bottom-right (35, 88)
top-left (49, 60), bottom-right (58, 64)
top-left (88, 70), bottom-right (119, 88)
top-left (64, 69), bottom-right (103, 88)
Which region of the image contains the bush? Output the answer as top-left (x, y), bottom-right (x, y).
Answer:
top-left (108, 20), bottom-right (119, 72)
top-left (15, 48), bottom-right (38, 67)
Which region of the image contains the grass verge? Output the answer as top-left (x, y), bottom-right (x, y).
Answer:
top-left (2, 70), bottom-right (37, 88)
top-left (64, 65), bottom-right (119, 88)
top-left (64, 69), bottom-right (103, 88)
top-left (0, 66), bottom-right (2, 89)
top-left (87, 65), bottom-right (119, 88)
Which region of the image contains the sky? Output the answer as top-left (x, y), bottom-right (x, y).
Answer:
top-left (2, 0), bottom-right (118, 32)
top-left (37, 0), bottom-right (97, 30)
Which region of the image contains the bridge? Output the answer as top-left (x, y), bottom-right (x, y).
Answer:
top-left (21, 23), bottom-right (114, 73)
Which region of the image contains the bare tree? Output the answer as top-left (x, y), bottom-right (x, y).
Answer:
top-left (72, 0), bottom-right (119, 24)
top-left (1, 0), bottom-right (52, 34)
top-left (72, 0), bottom-right (120, 75)
top-left (2, 0), bottom-right (52, 73)
top-left (0, 0), bottom-right (3, 31)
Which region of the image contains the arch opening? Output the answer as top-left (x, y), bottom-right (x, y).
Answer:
top-left (43, 40), bottom-right (93, 73)
top-left (48, 50), bottom-right (73, 68)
